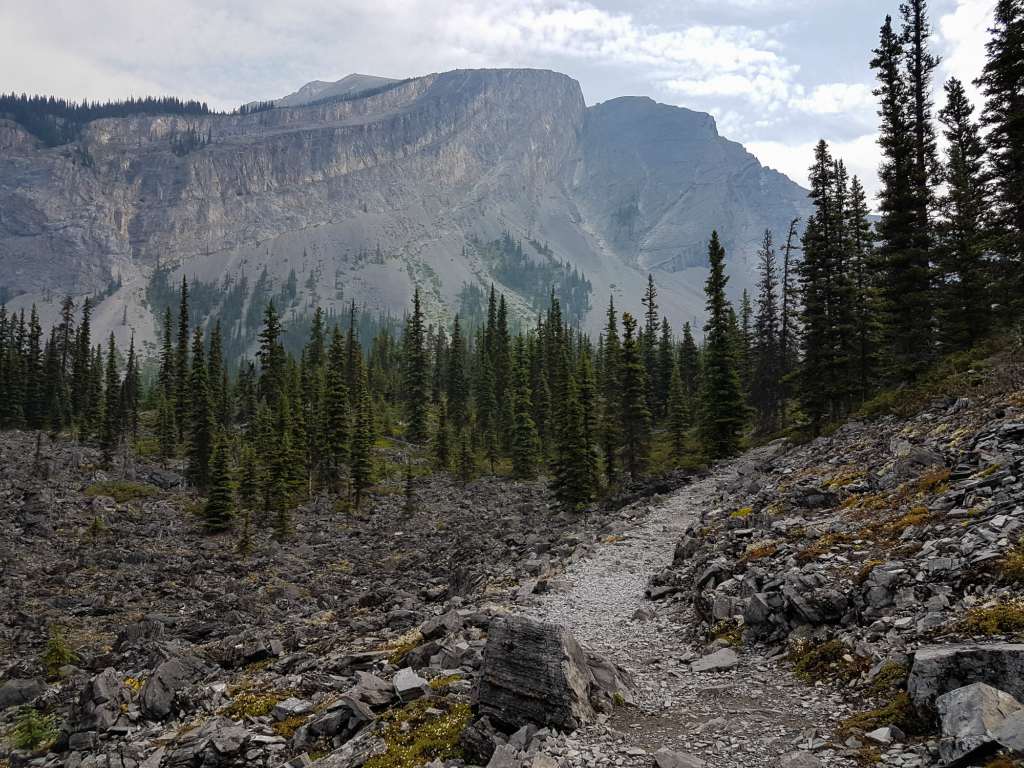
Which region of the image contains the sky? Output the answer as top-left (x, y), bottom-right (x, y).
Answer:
top-left (0, 0), bottom-right (998, 196)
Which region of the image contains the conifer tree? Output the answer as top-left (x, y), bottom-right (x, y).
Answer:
top-left (640, 274), bottom-right (659, 410)
top-left (551, 372), bottom-right (596, 511)
top-left (599, 297), bottom-right (622, 483)
top-left (667, 364), bottom-right (689, 459)
top-left (325, 327), bottom-right (350, 492)
top-left (71, 298), bottom-right (92, 422)
top-left (751, 229), bottom-right (782, 434)
top-left (203, 435), bottom-right (234, 533)
top-left (158, 306), bottom-right (175, 401)
top-left (100, 333), bottom-right (121, 464)
top-left (238, 442), bottom-right (259, 511)
top-left (511, 338), bottom-right (540, 480)
top-left (350, 365), bottom-right (374, 509)
top-left (619, 312), bottom-right (652, 478)
top-left (433, 398), bottom-right (451, 471)
top-left (447, 314), bottom-right (468, 427)
top-left (457, 427), bottom-right (476, 485)
top-left (121, 332), bottom-right (141, 439)
top-left (847, 176), bottom-right (882, 403)
top-left (175, 277), bottom-right (191, 439)
top-left (258, 301), bottom-right (285, 408)
top-left (977, 0), bottom-right (1024, 304)
top-left (402, 288), bottom-right (430, 443)
top-left (698, 232), bottom-right (746, 459)
top-left (936, 77), bottom-right (991, 348)
top-left (654, 318), bottom-right (674, 418)
top-left (779, 218), bottom-right (802, 403)
top-left (85, 344), bottom-right (103, 441)
top-left (678, 322), bottom-right (700, 408)
top-left (187, 327), bottom-right (213, 490)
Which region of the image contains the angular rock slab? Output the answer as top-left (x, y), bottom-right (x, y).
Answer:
top-left (909, 643), bottom-right (1024, 709)
top-left (478, 615), bottom-right (631, 731)
top-left (936, 682), bottom-right (1022, 766)
top-left (690, 648), bottom-right (739, 673)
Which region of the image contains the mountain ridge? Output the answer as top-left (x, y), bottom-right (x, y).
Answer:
top-left (0, 67), bottom-right (810, 350)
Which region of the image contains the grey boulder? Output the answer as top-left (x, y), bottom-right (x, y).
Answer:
top-left (936, 682), bottom-right (1022, 766)
top-left (690, 648), bottom-right (739, 673)
top-left (0, 678), bottom-right (45, 710)
top-left (653, 747), bottom-right (706, 768)
top-left (909, 643), bottom-right (1024, 709)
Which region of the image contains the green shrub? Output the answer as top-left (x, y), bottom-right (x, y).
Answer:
top-left (9, 707), bottom-right (59, 751)
top-left (84, 480), bottom-right (160, 503)
top-left (364, 700), bottom-right (472, 768)
top-left (41, 625), bottom-right (78, 678)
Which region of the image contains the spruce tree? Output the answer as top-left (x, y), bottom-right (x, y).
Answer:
top-left (203, 436), bottom-right (234, 533)
top-left (698, 231), bottom-right (746, 459)
top-left (751, 229), bottom-right (782, 434)
top-left (599, 296), bottom-right (622, 484)
top-left (977, 0), bottom-right (1024, 305)
top-left (187, 327), bottom-right (213, 490)
top-left (551, 372), bottom-right (596, 511)
top-left (325, 327), bottom-right (350, 492)
top-left (158, 306), bottom-right (175, 401)
top-left (100, 333), bottom-right (121, 464)
top-left (619, 312), bottom-right (652, 478)
top-left (258, 301), bottom-right (285, 408)
top-left (175, 277), bottom-right (191, 439)
top-left (447, 314), bottom-right (469, 428)
top-left (511, 338), bottom-right (540, 480)
top-left (121, 332), bottom-right (141, 439)
top-left (667, 364), bottom-right (689, 459)
top-left (433, 398), bottom-right (451, 471)
top-left (678, 322), bottom-right (700, 408)
top-left (847, 176), bottom-right (882, 403)
top-left (403, 288), bottom-right (430, 443)
top-left (350, 365), bottom-right (374, 509)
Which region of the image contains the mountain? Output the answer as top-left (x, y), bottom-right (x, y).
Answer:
top-left (246, 73), bottom-right (400, 109)
top-left (0, 68), bottom-right (810, 350)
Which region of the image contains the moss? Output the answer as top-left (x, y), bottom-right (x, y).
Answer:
top-left (788, 639), bottom-right (869, 685)
top-left (837, 692), bottom-right (929, 740)
top-left (826, 469), bottom-right (866, 489)
top-left (999, 543), bottom-right (1024, 583)
top-left (974, 464), bottom-right (1002, 480)
top-left (730, 507), bottom-right (754, 519)
top-left (710, 619), bottom-right (744, 647)
top-left (363, 699), bottom-right (472, 768)
top-left (383, 630), bottom-right (424, 665)
top-left (220, 690), bottom-right (285, 719)
top-left (612, 692), bottom-right (625, 707)
top-left (41, 625), bottom-right (78, 679)
top-left (8, 707), bottom-right (59, 752)
top-left (272, 714), bottom-right (308, 739)
top-left (741, 541), bottom-right (778, 562)
top-left (867, 662), bottom-right (908, 698)
top-left (853, 746), bottom-right (883, 766)
top-left (428, 675), bottom-right (463, 692)
top-left (796, 532), bottom-right (855, 563)
top-left (961, 599), bottom-right (1024, 636)
top-left (84, 480), bottom-right (160, 503)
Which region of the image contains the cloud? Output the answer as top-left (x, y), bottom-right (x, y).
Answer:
top-left (938, 0), bottom-right (995, 105)
top-left (746, 133), bottom-right (881, 198)
top-left (788, 82), bottom-right (876, 115)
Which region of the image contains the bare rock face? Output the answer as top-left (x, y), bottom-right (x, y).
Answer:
top-left (477, 615), bottom-right (633, 731)
top-left (0, 68), bottom-right (809, 340)
top-left (908, 644), bottom-right (1024, 710)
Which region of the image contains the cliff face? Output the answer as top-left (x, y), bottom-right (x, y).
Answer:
top-left (0, 68), bottom-right (808, 342)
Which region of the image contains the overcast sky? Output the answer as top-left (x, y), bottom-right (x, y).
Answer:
top-left (0, 0), bottom-right (997, 196)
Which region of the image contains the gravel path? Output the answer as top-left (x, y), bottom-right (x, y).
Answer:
top-left (520, 476), bottom-right (858, 768)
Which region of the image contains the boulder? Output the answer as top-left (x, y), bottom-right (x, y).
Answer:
top-left (140, 656), bottom-right (206, 720)
top-left (779, 753), bottom-right (822, 768)
top-left (393, 668), bottom-right (429, 701)
top-left (310, 727), bottom-right (387, 768)
top-left (421, 610), bottom-right (464, 641)
top-left (908, 644), bottom-right (1024, 709)
top-left (459, 715), bottom-right (505, 765)
top-left (348, 671), bottom-right (395, 708)
top-left (653, 747), bottom-right (706, 768)
top-left (0, 678), bottom-right (44, 710)
top-left (477, 615), bottom-right (630, 731)
top-left (936, 682), bottom-right (1022, 765)
top-left (162, 716), bottom-right (250, 768)
top-left (690, 648), bottom-right (739, 673)
top-left (75, 668), bottom-right (130, 732)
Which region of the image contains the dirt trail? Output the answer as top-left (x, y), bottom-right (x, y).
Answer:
top-left (522, 475), bottom-right (857, 768)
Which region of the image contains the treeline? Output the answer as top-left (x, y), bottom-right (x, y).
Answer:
top-left (792, 0), bottom-right (1023, 431)
top-left (0, 93), bottom-right (213, 147)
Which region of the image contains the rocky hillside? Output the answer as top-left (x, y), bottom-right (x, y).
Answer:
top-left (0, 69), bottom-right (810, 347)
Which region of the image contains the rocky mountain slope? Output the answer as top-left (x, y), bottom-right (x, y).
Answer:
top-left (0, 68), bottom-right (810, 348)
top-left (3, 348), bottom-right (1024, 768)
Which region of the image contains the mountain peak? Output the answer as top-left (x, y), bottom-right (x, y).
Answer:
top-left (257, 73), bottom-right (400, 109)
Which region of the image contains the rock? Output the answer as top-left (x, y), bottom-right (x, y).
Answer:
top-left (909, 644), bottom-right (1024, 709)
top-left (216, 629), bottom-right (283, 669)
top-left (420, 610), bottom-right (464, 641)
top-left (585, 650), bottom-right (637, 707)
top-left (690, 648), bottom-right (739, 673)
top-left (486, 745), bottom-right (519, 768)
top-left (779, 752), bottom-right (822, 768)
top-left (477, 615), bottom-right (596, 731)
top-left (75, 668), bottom-right (130, 732)
top-left (994, 709), bottom-right (1024, 752)
top-left (865, 727), bottom-right (894, 745)
top-left (393, 668), bottom-right (429, 701)
top-left (459, 715), bottom-right (505, 765)
top-left (0, 678), bottom-right (44, 710)
top-left (936, 682), bottom-right (1023, 765)
top-left (140, 657), bottom-right (205, 720)
top-left (348, 671), bottom-right (396, 708)
top-left (273, 697), bottom-right (314, 721)
top-left (632, 605), bottom-right (656, 622)
top-left (163, 716), bottom-right (250, 767)
top-left (309, 727), bottom-right (387, 767)
top-left (653, 747), bottom-right (706, 768)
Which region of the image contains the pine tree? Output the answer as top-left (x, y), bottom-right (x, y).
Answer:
top-left (402, 288), bottom-right (430, 443)
top-left (551, 372), bottom-right (596, 511)
top-left (175, 277), bottom-right (191, 439)
top-left (258, 301), bottom-right (285, 408)
top-left (698, 231), bottom-right (746, 459)
top-left (779, 218), bottom-right (802, 406)
top-left (751, 229), bottom-right (782, 434)
top-left (640, 274), bottom-right (659, 411)
top-left (207, 321), bottom-right (228, 427)
top-left (872, 13), bottom-right (933, 379)
top-left (203, 435), bottom-right (234, 533)
top-left (325, 327), bottom-right (350, 492)
top-left (678, 322), bottom-right (700, 408)
top-left (121, 332), bottom-right (141, 439)
top-left (600, 296), bottom-right (622, 484)
top-left (158, 306), bottom-right (175, 401)
top-left (619, 312), bottom-right (652, 478)
top-left (100, 333), bottom-right (121, 464)
top-left (977, 0), bottom-right (1024, 306)
top-left (187, 327), bottom-right (213, 490)
top-left (847, 176), bottom-right (882, 403)
top-left (24, 306), bottom-right (43, 429)
top-left (433, 398), bottom-right (451, 471)
top-left (447, 314), bottom-right (468, 427)
top-left (511, 338), bottom-right (540, 480)
top-left (238, 442), bottom-right (259, 511)
top-left (71, 298), bottom-right (92, 423)
top-left (350, 365), bottom-right (374, 509)
top-left (666, 363), bottom-right (689, 459)
top-left (654, 318), bottom-right (674, 418)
